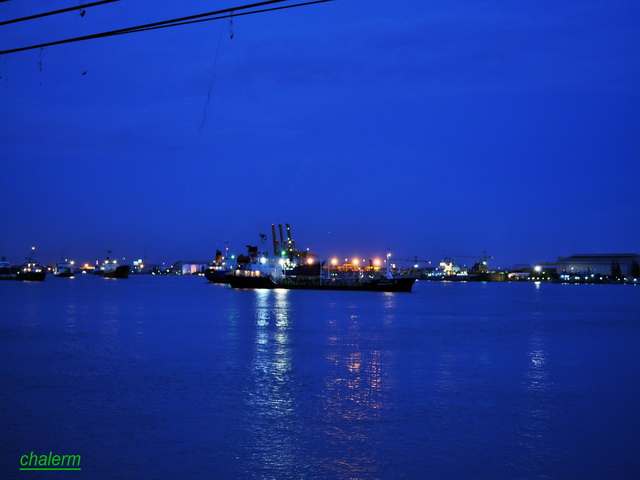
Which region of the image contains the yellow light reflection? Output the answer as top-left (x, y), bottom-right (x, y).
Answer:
top-left (320, 316), bottom-right (385, 478)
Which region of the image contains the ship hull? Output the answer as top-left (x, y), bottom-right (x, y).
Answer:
top-left (16, 271), bottom-right (47, 281)
top-left (227, 275), bottom-right (416, 292)
top-left (103, 265), bottom-right (130, 279)
top-left (204, 268), bottom-right (231, 284)
top-left (0, 266), bottom-right (18, 280)
top-left (54, 270), bottom-right (74, 278)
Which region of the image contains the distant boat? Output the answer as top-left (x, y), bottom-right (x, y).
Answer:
top-left (204, 264), bottom-right (233, 283)
top-left (223, 225), bottom-right (417, 292)
top-left (16, 260), bottom-right (47, 281)
top-left (95, 254), bottom-right (130, 279)
top-left (54, 259), bottom-right (75, 277)
top-left (14, 247), bottom-right (47, 281)
top-left (204, 250), bottom-right (236, 283)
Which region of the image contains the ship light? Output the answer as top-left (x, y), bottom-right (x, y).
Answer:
top-left (260, 257), bottom-right (267, 264)
top-left (307, 258), bottom-right (314, 265)
top-left (331, 258), bottom-right (338, 266)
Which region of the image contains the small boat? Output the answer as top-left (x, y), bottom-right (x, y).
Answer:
top-left (95, 253), bottom-right (130, 279)
top-left (13, 247), bottom-right (47, 281)
top-left (16, 261), bottom-right (47, 281)
top-left (54, 259), bottom-right (75, 277)
top-left (204, 250), bottom-right (236, 283)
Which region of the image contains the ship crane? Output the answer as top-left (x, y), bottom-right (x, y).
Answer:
top-left (456, 251), bottom-right (493, 262)
top-left (389, 257), bottom-right (433, 267)
top-left (456, 251), bottom-right (493, 273)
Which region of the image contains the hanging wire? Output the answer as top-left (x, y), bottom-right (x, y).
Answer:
top-left (0, 0), bottom-right (120, 27)
top-left (0, 0), bottom-right (334, 56)
top-left (200, 20), bottom-right (226, 131)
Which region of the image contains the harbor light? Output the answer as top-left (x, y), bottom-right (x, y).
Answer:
top-left (331, 258), bottom-right (338, 266)
top-left (353, 259), bottom-right (360, 266)
top-left (307, 257), bottom-right (314, 265)
top-left (373, 259), bottom-right (381, 267)
top-left (260, 257), bottom-right (267, 264)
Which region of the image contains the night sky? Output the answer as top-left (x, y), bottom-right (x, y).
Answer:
top-left (1, 0), bottom-right (639, 268)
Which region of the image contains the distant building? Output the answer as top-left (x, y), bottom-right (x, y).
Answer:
top-left (170, 261), bottom-right (209, 275)
top-left (556, 253), bottom-right (640, 276)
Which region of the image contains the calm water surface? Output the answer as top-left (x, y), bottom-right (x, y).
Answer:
top-left (1, 276), bottom-right (639, 479)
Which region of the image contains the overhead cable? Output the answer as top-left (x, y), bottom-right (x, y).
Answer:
top-left (0, 0), bottom-right (334, 56)
top-left (0, 0), bottom-right (121, 27)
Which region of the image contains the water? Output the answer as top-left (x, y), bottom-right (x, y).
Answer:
top-left (2, 276), bottom-right (639, 479)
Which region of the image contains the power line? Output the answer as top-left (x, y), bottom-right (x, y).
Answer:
top-left (0, 0), bottom-right (121, 27)
top-left (99, 1), bottom-right (334, 36)
top-left (0, 0), bottom-right (334, 56)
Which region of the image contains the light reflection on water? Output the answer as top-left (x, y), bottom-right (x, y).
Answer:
top-left (513, 335), bottom-right (557, 473)
top-left (245, 289), bottom-right (300, 477)
top-left (2, 279), bottom-right (640, 479)
top-left (321, 313), bottom-right (385, 479)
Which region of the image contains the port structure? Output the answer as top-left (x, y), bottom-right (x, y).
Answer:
top-left (390, 257), bottom-right (432, 268)
top-left (456, 251), bottom-right (493, 273)
top-left (269, 223), bottom-right (315, 263)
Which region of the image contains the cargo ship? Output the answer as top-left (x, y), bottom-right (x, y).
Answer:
top-left (224, 223), bottom-right (417, 292)
top-left (227, 273), bottom-right (416, 292)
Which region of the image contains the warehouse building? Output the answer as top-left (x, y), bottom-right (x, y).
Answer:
top-left (556, 253), bottom-right (640, 277)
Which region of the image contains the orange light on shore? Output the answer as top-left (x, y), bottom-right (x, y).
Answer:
top-left (331, 258), bottom-right (338, 266)
top-left (353, 259), bottom-right (360, 266)
top-left (373, 259), bottom-right (381, 267)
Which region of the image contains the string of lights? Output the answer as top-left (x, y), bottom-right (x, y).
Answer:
top-left (0, 0), bottom-right (334, 56)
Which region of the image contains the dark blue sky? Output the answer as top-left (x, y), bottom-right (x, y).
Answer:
top-left (1, 0), bottom-right (639, 268)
